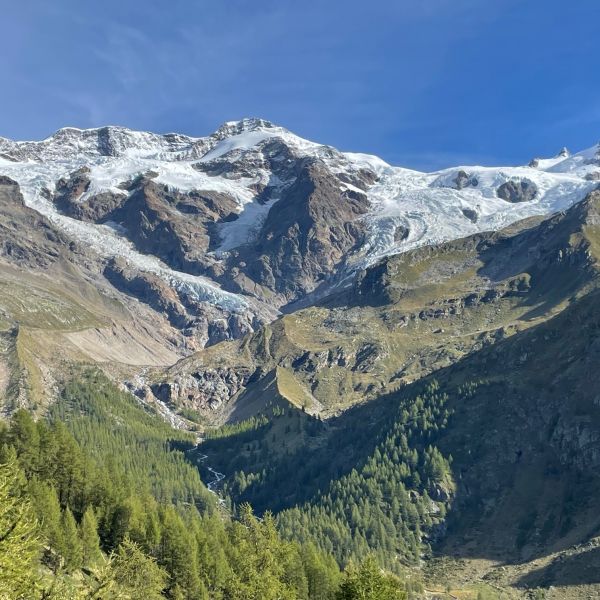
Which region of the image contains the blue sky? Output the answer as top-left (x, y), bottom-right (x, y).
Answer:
top-left (2, 0), bottom-right (599, 170)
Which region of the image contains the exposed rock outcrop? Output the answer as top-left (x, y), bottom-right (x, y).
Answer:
top-left (54, 168), bottom-right (127, 221)
top-left (228, 158), bottom-right (371, 304)
top-left (497, 178), bottom-right (538, 203)
top-left (461, 207), bottom-right (478, 223)
top-left (103, 258), bottom-right (189, 328)
top-left (107, 178), bottom-right (238, 274)
top-left (150, 367), bottom-right (253, 411)
top-left (0, 177), bottom-right (71, 268)
top-left (453, 170), bottom-right (479, 190)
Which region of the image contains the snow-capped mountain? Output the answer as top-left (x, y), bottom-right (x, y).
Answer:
top-left (0, 117), bottom-right (598, 348)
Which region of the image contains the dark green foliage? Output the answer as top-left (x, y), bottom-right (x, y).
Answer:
top-left (204, 414), bottom-right (270, 441)
top-left (278, 383), bottom-right (452, 569)
top-left (0, 456), bottom-right (41, 599)
top-left (301, 542), bottom-right (342, 600)
top-left (200, 382), bottom-right (455, 571)
top-left (176, 407), bottom-right (206, 426)
top-left (336, 555), bottom-right (407, 599)
top-left (50, 370), bottom-right (212, 506)
top-left (157, 506), bottom-right (204, 599)
top-left (110, 538), bottom-right (169, 600)
top-left (80, 506), bottom-right (102, 567)
top-left (60, 507), bottom-right (82, 572)
top-left (0, 372), bottom-right (359, 598)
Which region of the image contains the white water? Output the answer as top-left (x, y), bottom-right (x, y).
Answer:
top-left (195, 451), bottom-right (227, 506)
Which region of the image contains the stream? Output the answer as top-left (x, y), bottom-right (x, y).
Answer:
top-left (127, 384), bottom-right (229, 506)
top-left (194, 448), bottom-right (227, 507)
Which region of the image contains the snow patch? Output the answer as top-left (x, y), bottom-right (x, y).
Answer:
top-left (215, 197), bottom-right (281, 254)
top-left (198, 130), bottom-right (281, 162)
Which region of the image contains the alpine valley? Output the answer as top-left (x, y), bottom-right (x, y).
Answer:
top-left (2, 118), bottom-right (600, 599)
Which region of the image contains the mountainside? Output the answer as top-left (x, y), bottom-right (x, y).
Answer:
top-left (147, 187), bottom-right (600, 420)
top-left (2, 119), bottom-right (600, 597)
top-left (1, 119), bottom-right (598, 355)
top-left (185, 190), bottom-right (600, 597)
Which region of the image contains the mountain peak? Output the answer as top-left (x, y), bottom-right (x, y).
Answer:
top-left (0, 120), bottom-right (290, 164)
top-left (221, 117), bottom-right (275, 131)
top-left (0, 125), bottom-right (199, 162)
top-left (211, 118), bottom-right (281, 141)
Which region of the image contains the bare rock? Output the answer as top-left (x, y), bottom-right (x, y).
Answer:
top-left (461, 207), bottom-right (478, 223)
top-left (497, 178), bottom-right (538, 203)
top-left (151, 367), bottom-right (253, 411)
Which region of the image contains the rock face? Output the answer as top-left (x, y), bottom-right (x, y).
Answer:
top-left (0, 125), bottom-right (205, 162)
top-left (104, 258), bottom-right (190, 328)
top-left (0, 177), bottom-right (70, 268)
top-left (453, 170), bottom-right (478, 190)
top-left (497, 178), bottom-right (538, 203)
top-left (0, 118), bottom-right (598, 366)
top-left (103, 257), bottom-right (261, 348)
top-left (150, 367), bottom-right (253, 411)
top-left (107, 178), bottom-right (239, 275)
top-left (461, 207), bottom-right (478, 223)
top-left (54, 168), bottom-right (127, 222)
top-left (225, 158), bottom-right (371, 304)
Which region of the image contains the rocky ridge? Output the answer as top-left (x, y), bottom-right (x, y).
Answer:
top-left (1, 120), bottom-right (598, 352)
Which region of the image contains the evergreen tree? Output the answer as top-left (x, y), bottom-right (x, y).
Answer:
top-left (0, 457), bottom-right (41, 599)
top-left (224, 504), bottom-right (305, 600)
top-left (302, 542), bottom-right (340, 600)
top-left (110, 537), bottom-right (169, 600)
top-left (60, 507), bottom-right (83, 572)
top-left (336, 556), bottom-right (406, 600)
top-left (80, 506), bottom-right (102, 567)
top-left (29, 480), bottom-right (64, 571)
top-left (158, 507), bottom-right (203, 599)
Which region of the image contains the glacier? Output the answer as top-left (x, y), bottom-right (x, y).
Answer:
top-left (0, 117), bottom-right (598, 313)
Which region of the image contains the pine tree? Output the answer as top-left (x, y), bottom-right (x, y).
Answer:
top-left (110, 538), bottom-right (168, 600)
top-left (336, 556), bottom-right (406, 600)
top-left (6, 410), bottom-right (41, 477)
top-left (158, 507), bottom-right (203, 599)
top-left (60, 507), bottom-right (83, 572)
top-left (29, 480), bottom-right (64, 571)
top-left (0, 457), bottom-right (41, 599)
top-left (302, 542), bottom-right (340, 600)
top-left (80, 506), bottom-right (102, 566)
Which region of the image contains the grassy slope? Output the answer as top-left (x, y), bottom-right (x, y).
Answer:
top-left (0, 256), bottom-right (184, 412)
